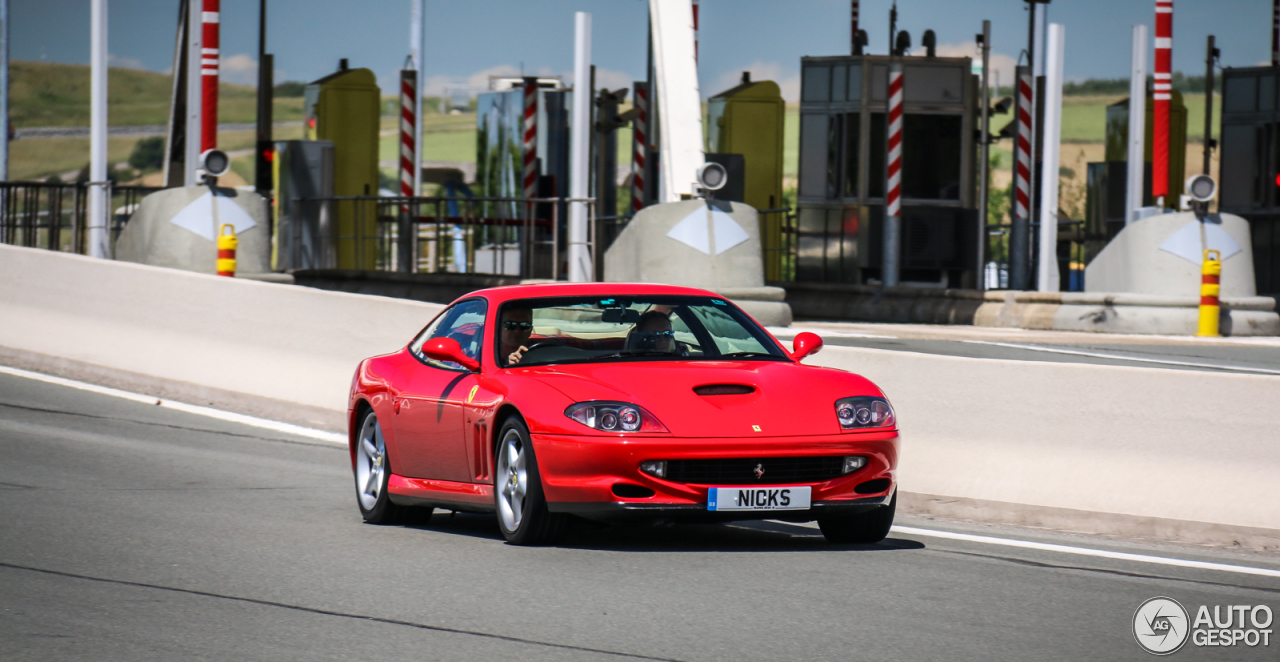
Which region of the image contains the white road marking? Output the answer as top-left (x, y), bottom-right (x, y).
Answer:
top-left (892, 525), bottom-right (1280, 579)
top-left (0, 365), bottom-right (347, 445)
top-left (960, 339), bottom-right (1280, 375)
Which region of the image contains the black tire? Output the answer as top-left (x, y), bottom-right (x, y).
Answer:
top-left (494, 417), bottom-right (568, 545)
top-left (817, 491), bottom-right (896, 544)
top-left (354, 409), bottom-right (433, 525)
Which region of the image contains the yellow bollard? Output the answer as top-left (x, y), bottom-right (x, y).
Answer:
top-left (1196, 249), bottom-right (1221, 337)
top-left (216, 224), bottom-right (237, 277)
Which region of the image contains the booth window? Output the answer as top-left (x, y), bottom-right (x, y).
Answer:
top-left (902, 114), bottom-right (962, 200)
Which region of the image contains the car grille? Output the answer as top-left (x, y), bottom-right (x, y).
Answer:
top-left (664, 457), bottom-right (846, 485)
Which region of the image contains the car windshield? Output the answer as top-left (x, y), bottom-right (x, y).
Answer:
top-left (496, 295), bottom-right (787, 367)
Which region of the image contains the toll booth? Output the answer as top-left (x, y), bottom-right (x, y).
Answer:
top-left (303, 64), bottom-right (380, 270)
top-left (1084, 91), bottom-right (1186, 257)
top-left (1219, 66), bottom-right (1280, 298)
top-left (706, 77), bottom-right (786, 279)
top-left (797, 54), bottom-right (978, 287)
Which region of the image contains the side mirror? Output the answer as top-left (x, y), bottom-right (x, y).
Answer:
top-left (422, 337), bottom-right (481, 372)
top-left (790, 332), bottom-right (824, 362)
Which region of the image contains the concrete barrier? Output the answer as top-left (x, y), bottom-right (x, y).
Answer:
top-left (0, 244), bottom-right (443, 427)
top-left (809, 345), bottom-right (1280, 539)
top-left (3, 244), bottom-right (1276, 546)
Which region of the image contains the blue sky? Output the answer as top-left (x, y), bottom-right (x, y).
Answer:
top-left (13, 0), bottom-right (1276, 100)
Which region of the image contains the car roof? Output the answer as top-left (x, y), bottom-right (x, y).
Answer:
top-left (458, 282), bottom-right (723, 306)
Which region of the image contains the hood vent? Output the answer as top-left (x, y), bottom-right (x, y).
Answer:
top-left (694, 384), bottom-right (756, 396)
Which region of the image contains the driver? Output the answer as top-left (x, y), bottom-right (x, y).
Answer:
top-left (628, 311), bottom-right (676, 353)
top-left (501, 304), bottom-right (535, 365)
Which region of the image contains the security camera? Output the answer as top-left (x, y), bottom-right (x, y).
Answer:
top-left (1185, 174), bottom-right (1216, 202)
top-left (696, 162), bottom-right (727, 193)
top-left (200, 149), bottom-right (231, 178)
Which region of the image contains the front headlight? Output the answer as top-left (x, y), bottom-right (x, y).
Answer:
top-left (565, 401), bottom-right (669, 433)
top-left (835, 396), bottom-right (895, 430)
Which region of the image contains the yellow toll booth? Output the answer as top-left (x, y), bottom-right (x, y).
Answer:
top-left (706, 77), bottom-right (786, 280)
top-left (304, 64), bottom-right (380, 269)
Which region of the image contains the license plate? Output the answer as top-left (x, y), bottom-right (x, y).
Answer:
top-left (707, 486), bottom-right (811, 511)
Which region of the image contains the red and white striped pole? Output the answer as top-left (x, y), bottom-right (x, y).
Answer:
top-left (200, 0), bottom-right (219, 158)
top-left (399, 70), bottom-right (417, 202)
top-left (1152, 0), bottom-right (1173, 205)
top-left (851, 0), bottom-right (859, 54)
top-left (1011, 65), bottom-right (1034, 289)
top-left (883, 62), bottom-right (903, 287)
top-left (631, 83), bottom-right (649, 212)
top-left (692, 0), bottom-right (699, 62)
top-left (1272, 0), bottom-right (1279, 67)
top-left (522, 77), bottom-right (539, 202)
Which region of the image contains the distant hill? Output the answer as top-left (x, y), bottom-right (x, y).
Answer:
top-left (10, 61), bottom-right (302, 128)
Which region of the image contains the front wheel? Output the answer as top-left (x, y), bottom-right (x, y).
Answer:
top-left (354, 410), bottom-right (432, 525)
top-left (817, 491), bottom-right (896, 544)
top-left (494, 417), bottom-right (568, 545)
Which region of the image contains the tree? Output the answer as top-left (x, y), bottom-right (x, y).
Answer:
top-left (128, 136), bottom-right (165, 172)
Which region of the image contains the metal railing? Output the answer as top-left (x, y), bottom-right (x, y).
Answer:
top-left (0, 182), bottom-right (161, 257)
top-left (289, 195), bottom-right (595, 281)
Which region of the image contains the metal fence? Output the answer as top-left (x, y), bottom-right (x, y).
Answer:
top-left (0, 182), bottom-right (161, 256)
top-left (287, 195), bottom-right (593, 280)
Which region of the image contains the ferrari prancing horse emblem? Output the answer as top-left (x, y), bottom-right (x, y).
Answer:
top-left (466, 385), bottom-right (478, 403)
top-left (754, 463), bottom-right (765, 479)
top-left (751, 425), bottom-right (761, 432)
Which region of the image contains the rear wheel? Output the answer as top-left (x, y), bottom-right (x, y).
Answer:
top-left (494, 417), bottom-right (568, 545)
top-left (817, 491), bottom-right (896, 544)
top-left (354, 410), bottom-right (433, 525)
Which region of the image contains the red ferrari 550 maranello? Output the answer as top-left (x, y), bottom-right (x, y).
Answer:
top-left (347, 282), bottom-right (899, 545)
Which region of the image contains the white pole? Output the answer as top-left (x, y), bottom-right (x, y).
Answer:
top-left (411, 0), bottom-right (423, 197)
top-left (184, 0), bottom-right (202, 186)
top-left (88, 0), bottom-right (109, 259)
top-left (568, 11), bottom-right (592, 282)
top-left (1037, 23), bottom-right (1064, 293)
top-left (1126, 24), bottom-right (1148, 224)
top-left (648, 0), bottom-right (704, 202)
top-left (0, 0), bottom-right (9, 182)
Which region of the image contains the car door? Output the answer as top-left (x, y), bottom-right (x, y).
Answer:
top-left (392, 299), bottom-right (486, 482)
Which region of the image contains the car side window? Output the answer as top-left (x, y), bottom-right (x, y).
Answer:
top-left (410, 299), bottom-right (487, 370)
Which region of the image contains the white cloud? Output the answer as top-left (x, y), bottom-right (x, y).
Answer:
top-left (214, 53), bottom-right (286, 87)
top-left (707, 61), bottom-right (800, 101)
top-left (107, 54), bottom-right (146, 70)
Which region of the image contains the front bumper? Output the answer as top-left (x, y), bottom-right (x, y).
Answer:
top-left (533, 430), bottom-right (899, 523)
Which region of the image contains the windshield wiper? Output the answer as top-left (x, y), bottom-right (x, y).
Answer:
top-left (717, 351), bottom-right (779, 359)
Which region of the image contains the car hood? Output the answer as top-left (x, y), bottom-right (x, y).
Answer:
top-left (515, 360), bottom-right (884, 438)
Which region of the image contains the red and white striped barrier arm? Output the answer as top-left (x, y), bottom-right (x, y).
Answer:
top-left (522, 78), bottom-right (539, 201)
top-left (886, 64), bottom-right (904, 218)
top-left (1014, 70), bottom-right (1034, 222)
top-left (200, 0), bottom-right (220, 155)
top-left (631, 83), bottom-right (649, 212)
top-left (692, 0), bottom-right (700, 62)
top-left (1152, 0), bottom-right (1173, 200)
top-left (399, 70), bottom-right (417, 205)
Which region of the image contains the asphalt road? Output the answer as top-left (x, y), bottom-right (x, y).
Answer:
top-left (2, 371), bottom-right (1278, 661)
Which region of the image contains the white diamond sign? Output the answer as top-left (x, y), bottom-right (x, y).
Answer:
top-left (665, 206), bottom-right (749, 256)
top-left (1158, 219), bottom-right (1242, 265)
top-left (169, 191), bottom-right (258, 240)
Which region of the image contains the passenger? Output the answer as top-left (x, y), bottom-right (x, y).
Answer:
top-left (501, 304), bottom-right (535, 365)
top-left (628, 311), bottom-right (677, 353)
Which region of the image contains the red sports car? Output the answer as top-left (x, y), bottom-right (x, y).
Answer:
top-left (347, 283), bottom-right (899, 545)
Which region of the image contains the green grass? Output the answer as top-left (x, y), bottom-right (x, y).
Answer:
top-left (11, 60), bottom-right (302, 127)
top-left (1059, 94), bottom-right (1220, 143)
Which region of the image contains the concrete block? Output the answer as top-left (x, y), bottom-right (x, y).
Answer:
top-left (115, 186), bottom-right (271, 275)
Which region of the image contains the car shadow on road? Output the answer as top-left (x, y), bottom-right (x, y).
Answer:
top-left (401, 511), bottom-right (926, 553)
